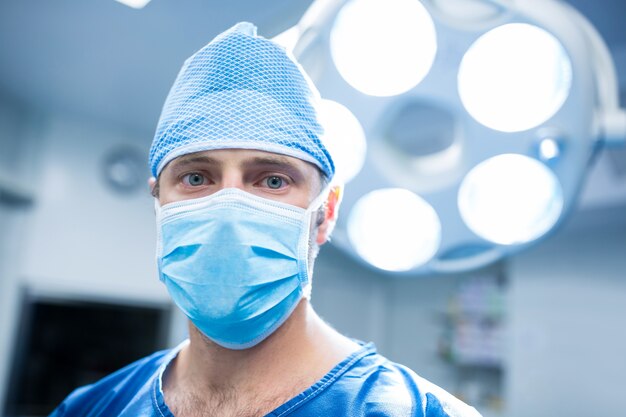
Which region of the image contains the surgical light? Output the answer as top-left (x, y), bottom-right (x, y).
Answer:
top-left (458, 23), bottom-right (572, 133)
top-left (272, 26), bottom-right (300, 51)
top-left (329, 0), bottom-right (437, 97)
top-left (286, 0), bottom-right (626, 275)
top-left (458, 154), bottom-right (564, 245)
top-left (538, 138), bottom-right (561, 161)
top-left (319, 99), bottom-right (367, 184)
top-left (347, 188), bottom-right (441, 272)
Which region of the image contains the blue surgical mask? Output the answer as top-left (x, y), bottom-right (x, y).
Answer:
top-left (155, 187), bottom-right (327, 350)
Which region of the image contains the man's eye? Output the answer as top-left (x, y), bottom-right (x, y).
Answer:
top-left (183, 173), bottom-right (205, 186)
top-left (265, 176), bottom-right (284, 189)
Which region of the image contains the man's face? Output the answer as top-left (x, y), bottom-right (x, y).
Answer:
top-left (153, 149), bottom-right (334, 347)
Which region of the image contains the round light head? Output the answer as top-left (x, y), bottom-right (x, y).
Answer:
top-left (538, 137), bottom-right (561, 161)
top-left (330, 0), bottom-right (437, 97)
top-left (319, 99), bottom-right (367, 184)
top-left (458, 154), bottom-right (564, 245)
top-left (347, 188), bottom-right (441, 271)
top-left (458, 23), bottom-right (572, 132)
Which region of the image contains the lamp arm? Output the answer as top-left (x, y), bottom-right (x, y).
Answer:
top-left (560, 1), bottom-right (626, 145)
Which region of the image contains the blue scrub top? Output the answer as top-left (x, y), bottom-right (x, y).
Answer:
top-left (49, 341), bottom-right (481, 417)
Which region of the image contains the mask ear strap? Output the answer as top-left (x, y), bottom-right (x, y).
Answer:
top-left (307, 183), bottom-right (333, 213)
top-left (306, 186), bottom-right (329, 243)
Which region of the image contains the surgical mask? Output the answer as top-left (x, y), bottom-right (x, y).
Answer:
top-left (155, 187), bottom-right (327, 350)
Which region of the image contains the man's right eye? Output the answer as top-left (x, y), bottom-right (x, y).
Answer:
top-left (182, 173), bottom-right (206, 186)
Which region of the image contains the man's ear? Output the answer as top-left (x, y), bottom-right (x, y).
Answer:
top-left (316, 185), bottom-right (343, 245)
top-left (148, 177), bottom-right (157, 197)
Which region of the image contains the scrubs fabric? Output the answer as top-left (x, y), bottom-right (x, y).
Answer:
top-left (49, 341), bottom-right (480, 417)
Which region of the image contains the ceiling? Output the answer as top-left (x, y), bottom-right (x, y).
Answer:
top-left (0, 0), bottom-right (314, 135)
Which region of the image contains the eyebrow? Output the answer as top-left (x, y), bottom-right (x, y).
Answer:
top-left (169, 155), bottom-right (221, 170)
top-left (243, 155), bottom-right (298, 168)
top-left (166, 153), bottom-right (308, 180)
top-left (242, 156), bottom-right (306, 181)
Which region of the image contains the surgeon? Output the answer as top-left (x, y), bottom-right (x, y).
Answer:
top-left (50, 22), bottom-right (481, 417)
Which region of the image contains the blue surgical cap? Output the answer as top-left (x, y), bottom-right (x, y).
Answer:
top-left (149, 22), bottom-right (334, 179)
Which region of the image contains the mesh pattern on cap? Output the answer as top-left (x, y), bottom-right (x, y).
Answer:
top-left (149, 22), bottom-right (334, 179)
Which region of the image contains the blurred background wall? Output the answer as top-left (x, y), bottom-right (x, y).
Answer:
top-left (0, 1), bottom-right (625, 417)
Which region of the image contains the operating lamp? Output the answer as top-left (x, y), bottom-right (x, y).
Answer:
top-left (274, 0), bottom-right (626, 275)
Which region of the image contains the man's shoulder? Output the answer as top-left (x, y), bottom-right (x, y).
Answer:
top-left (49, 347), bottom-right (174, 416)
top-left (337, 348), bottom-right (482, 417)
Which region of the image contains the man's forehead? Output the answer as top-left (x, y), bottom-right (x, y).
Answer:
top-left (165, 149), bottom-right (318, 173)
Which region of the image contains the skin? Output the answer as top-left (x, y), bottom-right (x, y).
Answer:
top-left (150, 148), bottom-right (359, 417)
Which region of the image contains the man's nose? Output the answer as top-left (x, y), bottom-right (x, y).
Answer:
top-left (220, 170), bottom-right (245, 190)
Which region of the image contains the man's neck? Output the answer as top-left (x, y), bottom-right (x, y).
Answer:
top-left (163, 299), bottom-right (360, 415)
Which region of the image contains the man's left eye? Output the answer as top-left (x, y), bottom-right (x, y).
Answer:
top-left (265, 176), bottom-right (284, 189)
top-left (183, 173), bottom-right (206, 186)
